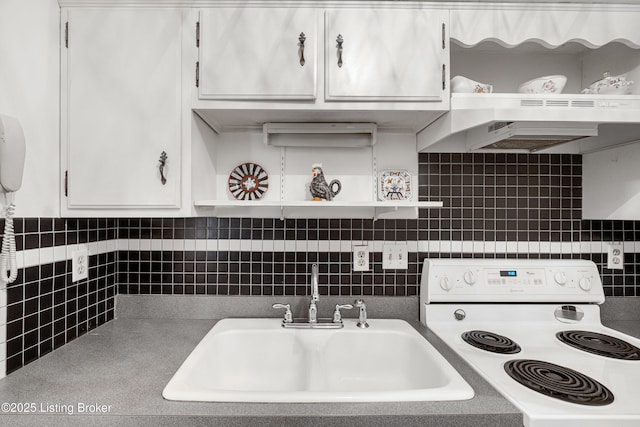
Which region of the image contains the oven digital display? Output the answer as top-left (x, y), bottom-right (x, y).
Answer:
top-left (500, 270), bottom-right (517, 277)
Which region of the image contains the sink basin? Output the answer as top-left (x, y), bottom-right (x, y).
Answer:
top-left (163, 318), bottom-right (474, 402)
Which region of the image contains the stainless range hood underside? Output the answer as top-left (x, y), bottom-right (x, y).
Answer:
top-left (466, 121), bottom-right (599, 152)
top-left (485, 136), bottom-right (590, 151)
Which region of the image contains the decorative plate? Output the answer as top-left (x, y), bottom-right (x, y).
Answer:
top-left (378, 170), bottom-right (412, 201)
top-left (228, 162), bottom-right (269, 200)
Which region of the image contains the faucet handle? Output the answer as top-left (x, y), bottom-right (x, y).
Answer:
top-left (332, 303), bottom-right (353, 323)
top-left (272, 303), bottom-right (293, 324)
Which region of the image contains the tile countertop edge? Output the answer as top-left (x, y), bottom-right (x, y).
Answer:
top-left (0, 295), bottom-right (523, 427)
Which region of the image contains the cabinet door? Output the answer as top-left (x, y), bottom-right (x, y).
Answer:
top-left (199, 8), bottom-right (317, 100)
top-left (325, 9), bottom-right (447, 101)
top-left (64, 8), bottom-right (182, 209)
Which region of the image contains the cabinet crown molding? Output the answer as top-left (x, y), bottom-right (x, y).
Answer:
top-left (58, 0), bottom-right (447, 8)
top-left (58, 0), bottom-right (640, 11)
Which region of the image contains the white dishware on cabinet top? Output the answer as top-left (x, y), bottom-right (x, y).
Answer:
top-left (451, 75), bottom-right (493, 94)
top-left (581, 72), bottom-right (634, 95)
top-left (517, 75), bottom-right (567, 94)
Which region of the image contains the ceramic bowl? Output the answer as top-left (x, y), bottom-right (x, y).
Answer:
top-left (451, 76), bottom-right (493, 94)
top-left (581, 73), bottom-right (634, 95)
top-left (517, 75), bottom-right (567, 94)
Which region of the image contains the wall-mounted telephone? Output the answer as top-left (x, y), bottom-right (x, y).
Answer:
top-left (0, 113), bottom-right (26, 287)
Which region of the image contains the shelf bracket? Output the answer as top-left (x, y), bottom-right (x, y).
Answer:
top-left (373, 206), bottom-right (420, 221)
top-left (280, 205), bottom-right (285, 222)
top-left (373, 205), bottom-right (398, 221)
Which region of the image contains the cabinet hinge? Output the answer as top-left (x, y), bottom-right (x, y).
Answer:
top-left (442, 64), bottom-right (446, 90)
top-left (195, 61), bottom-right (199, 87)
top-left (196, 21), bottom-right (200, 48)
top-left (65, 22), bottom-right (69, 48)
top-left (64, 170), bottom-right (68, 197)
top-left (442, 23), bottom-right (446, 50)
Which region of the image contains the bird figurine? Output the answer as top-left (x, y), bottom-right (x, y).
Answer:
top-left (310, 164), bottom-right (341, 201)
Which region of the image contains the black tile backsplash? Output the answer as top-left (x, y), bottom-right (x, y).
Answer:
top-left (117, 250), bottom-right (420, 297)
top-left (3, 152), bottom-right (640, 375)
top-left (420, 153), bottom-right (582, 241)
top-left (2, 219), bottom-right (118, 375)
top-left (117, 153), bottom-right (639, 298)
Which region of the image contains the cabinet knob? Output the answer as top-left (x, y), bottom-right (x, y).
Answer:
top-left (159, 151), bottom-right (167, 185)
top-left (298, 32), bottom-right (306, 66)
top-left (336, 34), bottom-right (343, 68)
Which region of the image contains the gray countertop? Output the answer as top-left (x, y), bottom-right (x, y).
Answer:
top-left (0, 295), bottom-right (638, 427)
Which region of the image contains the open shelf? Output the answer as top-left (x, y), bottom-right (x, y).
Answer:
top-left (192, 121), bottom-right (442, 219)
top-left (193, 200), bottom-right (443, 220)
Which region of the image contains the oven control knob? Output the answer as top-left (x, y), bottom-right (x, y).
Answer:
top-left (463, 270), bottom-right (477, 285)
top-left (439, 277), bottom-right (453, 291)
top-left (579, 277), bottom-right (592, 291)
top-left (554, 271), bottom-right (567, 285)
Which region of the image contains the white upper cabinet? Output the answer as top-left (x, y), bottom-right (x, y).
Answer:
top-left (325, 9), bottom-right (447, 101)
top-left (62, 8), bottom-right (183, 213)
top-left (199, 7), bottom-right (447, 103)
top-left (198, 8), bottom-right (317, 100)
top-left (194, 5), bottom-right (450, 132)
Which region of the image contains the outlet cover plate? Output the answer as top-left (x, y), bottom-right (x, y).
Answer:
top-left (383, 243), bottom-right (408, 270)
top-left (353, 245), bottom-right (369, 272)
top-left (607, 243), bottom-right (624, 270)
top-left (72, 245), bottom-right (89, 282)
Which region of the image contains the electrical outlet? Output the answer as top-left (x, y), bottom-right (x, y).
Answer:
top-left (383, 243), bottom-right (408, 270)
top-left (353, 245), bottom-right (369, 272)
top-left (607, 243), bottom-right (624, 270)
top-left (72, 246), bottom-right (89, 282)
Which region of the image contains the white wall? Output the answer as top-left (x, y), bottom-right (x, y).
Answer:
top-left (0, 0), bottom-right (60, 217)
top-left (583, 142), bottom-right (640, 220)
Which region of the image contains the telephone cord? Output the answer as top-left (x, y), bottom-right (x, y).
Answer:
top-left (0, 202), bottom-right (17, 287)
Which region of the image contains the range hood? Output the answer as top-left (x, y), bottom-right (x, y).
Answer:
top-left (466, 121), bottom-right (598, 151)
top-left (418, 94), bottom-right (640, 153)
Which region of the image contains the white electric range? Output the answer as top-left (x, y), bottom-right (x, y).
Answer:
top-left (420, 259), bottom-right (640, 427)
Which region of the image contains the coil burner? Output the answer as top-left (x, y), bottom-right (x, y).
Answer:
top-left (461, 330), bottom-right (521, 354)
top-left (556, 330), bottom-right (640, 360)
top-left (504, 359), bottom-right (614, 406)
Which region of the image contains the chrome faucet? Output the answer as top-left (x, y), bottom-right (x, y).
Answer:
top-left (273, 265), bottom-right (351, 329)
top-left (354, 299), bottom-right (369, 328)
top-left (308, 263), bottom-right (319, 323)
